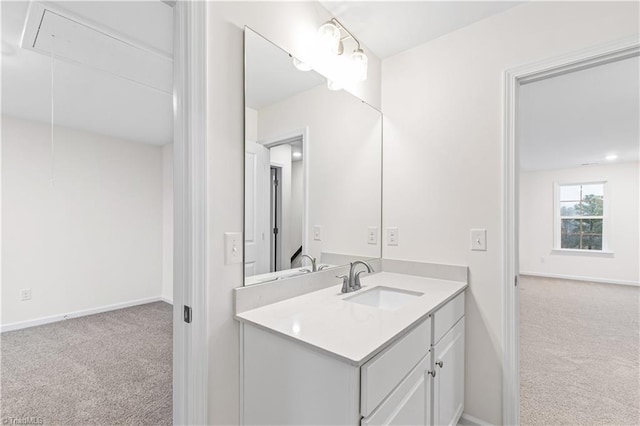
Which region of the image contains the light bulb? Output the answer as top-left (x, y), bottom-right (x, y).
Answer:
top-left (318, 22), bottom-right (341, 54)
top-left (292, 151), bottom-right (302, 158)
top-left (351, 48), bottom-right (368, 82)
top-left (605, 154), bottom-right (618, 161)
top-left (292, 57), bottom-right (312, 71)
top-left (327, 79), bottom-right (343, 91)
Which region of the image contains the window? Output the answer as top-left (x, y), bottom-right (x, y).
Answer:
top-left (556, 182), bottom-right (606, 251)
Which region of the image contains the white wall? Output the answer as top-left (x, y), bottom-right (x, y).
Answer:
top-left (520, 162), bottom-right (639, 285)
top-left (162, 143), bottom-right (174, 302)
top-left (1, 115), bottom-right (164, 326)
top-left (381, 2), bottom-right (639, 423)
top-left (258, 85), bottom-right (382, 263)
top-left (206, 2), bottom-right (381, 424)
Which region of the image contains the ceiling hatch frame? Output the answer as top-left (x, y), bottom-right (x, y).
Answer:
top-left (20, 2), bottom-right (173, 94)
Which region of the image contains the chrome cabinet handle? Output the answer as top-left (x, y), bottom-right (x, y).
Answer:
top-left (436, 360), bottom-right (443, 368)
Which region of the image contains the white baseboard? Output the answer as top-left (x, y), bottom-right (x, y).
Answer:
top-left (520, 271), bottom-right (639, 287)
top-left (459, 413), bottom-right (492, 426)
top-left (0, 296), bottom-right (164, 333)
top-left (160, 296), bottom-right (173, 305)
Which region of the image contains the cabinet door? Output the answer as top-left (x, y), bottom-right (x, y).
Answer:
top-left (362, 353), bottom-right (432, 426)
top-left (433, 318), bottom-right (464, 426)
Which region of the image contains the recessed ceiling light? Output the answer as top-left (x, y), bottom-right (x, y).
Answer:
top-left (605, 154), bottom-right (618, 161)
top-left (292, 152), bottom-right (302, 158)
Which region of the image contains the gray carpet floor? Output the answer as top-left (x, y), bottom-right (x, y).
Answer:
top-left (1, 301), bottom-right (172, 426)
top-left (520, 276), bottom-right (639, 425)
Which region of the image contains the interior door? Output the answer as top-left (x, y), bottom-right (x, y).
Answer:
top-left (433, 319), bottom-right (465, 426)
top-left (245, 141), bottom-right (270, 277)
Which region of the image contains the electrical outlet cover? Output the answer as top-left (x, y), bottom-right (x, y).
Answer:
top-left (387, 227), bottom-right (398, 246)
top-left (20, 288), bottom-right (32, 301)
top-left (367, 227), bottom-right (378, 245)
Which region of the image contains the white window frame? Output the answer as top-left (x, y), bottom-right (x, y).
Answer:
top-left (553, 181), bottom-right (611, 253)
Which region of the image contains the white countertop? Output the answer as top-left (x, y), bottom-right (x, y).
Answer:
top-left (235, 271), bottom-right (467, 365)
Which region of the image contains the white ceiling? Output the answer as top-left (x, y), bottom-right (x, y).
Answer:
top-left (247, 2), bottom-right (524, 109)
top-left (245, 28), bottom-right (325, 110)
top-left (2, 1), bottom-right (523, 144)
top-left (320, 1), bottom-right (522, 59)
top-left (1, 1), bottom-right (173, 145)
top-left (519, 56), bottom-right (640, 172)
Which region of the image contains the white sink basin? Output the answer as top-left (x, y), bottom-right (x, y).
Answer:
top-left (344, 286), bottom-right (424, 311)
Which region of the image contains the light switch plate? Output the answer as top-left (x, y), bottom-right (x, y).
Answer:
top-left (387, 227), bottom-right (398, 246)
top-left (471, 229), bottom-right (487, 251)
top-left (367, 227), bottom-right (378, 245)
top-left (313, 225), bottom-right (322, 241)
top-left (224, 232), bottom-right (243, 264)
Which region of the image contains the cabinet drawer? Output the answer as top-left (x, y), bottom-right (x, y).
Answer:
top-left (433, 292), bottom-right (464, 344)
top-left (361, 318), bottom-right (431, 417)
top-left (362, 352), bottom-right (431, 426)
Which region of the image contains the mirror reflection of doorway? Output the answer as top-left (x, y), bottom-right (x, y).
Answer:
top-left (270, 166), bottom-right (282, 272)
top-left (266, 137), bottom-right (303, 274)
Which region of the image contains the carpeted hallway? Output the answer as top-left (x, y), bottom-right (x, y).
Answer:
top-left (0, 301), bottom-right (172, 426)
top-left (520, 276), bottom-right (639, 425)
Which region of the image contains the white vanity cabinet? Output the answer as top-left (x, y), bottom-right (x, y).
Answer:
top-left (362, 352), bottom-right (432, 426)
top-left (432, 293), bottom-right (465, 426)
top-left (241, 291), bottom-right (466, 426)
top-left (361, 318), bottom-right (432, 425)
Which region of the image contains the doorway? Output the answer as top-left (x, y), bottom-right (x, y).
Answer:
top-left (0, 1), bottom-right (208, 424)
top-left (244, 129), bottom-right (309, 278)
top-left (270, 165), bottom-right (283, 271)
top-left (503, 36), bottom-right (640, 425)
top-left (518, 56), bottom-right (639, 424)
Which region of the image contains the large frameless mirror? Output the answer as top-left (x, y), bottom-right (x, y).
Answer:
top-left (243, 27), bottom-right (382, 286)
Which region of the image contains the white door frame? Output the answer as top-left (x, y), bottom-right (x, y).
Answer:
top-left (502, 35), bottom-right (639, 425)
top-left (259, 127), bottom-right (310, 267)
top-left (173, 1), bottom-right (208, 425)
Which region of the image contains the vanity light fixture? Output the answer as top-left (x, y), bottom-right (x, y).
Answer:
top-left (327, 79), bottom-right (343, 91)
top-left (605, 154), bottom-right (618, 161)
top-left (317, 18), bottom-right (368, 83)
top-left (351, 48), bottom-right (368, 81)
top-left (292, 57), bottom-right (312, 71)
top-left (318, 21), bottom-right (342, 54)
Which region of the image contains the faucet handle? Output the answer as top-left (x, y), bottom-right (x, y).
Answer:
top-left (354, 270), bottom-right (371, 290)
top-left (337, 275), bottom-right (350, 293)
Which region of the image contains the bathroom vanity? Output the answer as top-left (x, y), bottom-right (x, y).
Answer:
top-left (240, 25), bottom-right (466, 426)
top-left (235, 265), bottom-right (467, 426)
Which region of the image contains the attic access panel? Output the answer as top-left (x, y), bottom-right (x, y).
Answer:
top-left (21, 3), bottom-right (172, 94)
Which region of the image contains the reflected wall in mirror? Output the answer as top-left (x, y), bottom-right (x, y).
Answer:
top-left (244, 27), bottom-right (382, 286)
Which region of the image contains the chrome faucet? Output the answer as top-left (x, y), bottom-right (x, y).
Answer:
top-left (337, 260), bottom-right (374, 293)
top-left (300, 254), bottom-right (317, 272)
